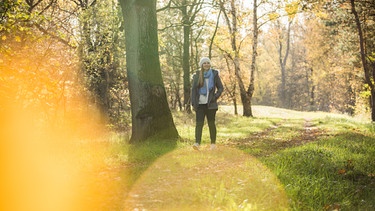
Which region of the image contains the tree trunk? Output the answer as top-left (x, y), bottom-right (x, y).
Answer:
top-left (223, 53), bottom-right (238, 115)
top-left (236, 56), bottom-right (252, 116)
top-left (182, 2), bottom-right (191, 113)
top-left (309, 68), bottom-right (316, 111)
top-left (350, 0), bottom-right (375, 121)
top-left (278, 20), bottom-right (292, 108)
top-left (244, 0), bottom-right (259, 117)
top-left (209, 9), bottom-right (221, 59)
top-left (220, 0), bottom-right (253, 117)
top-left (120, 0), bottom-right (179, 142)
top-left (278, 39), bottom-right (286, 107)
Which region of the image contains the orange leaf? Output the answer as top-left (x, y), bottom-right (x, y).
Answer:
top-left (338, 169), bottom-right (346, 174)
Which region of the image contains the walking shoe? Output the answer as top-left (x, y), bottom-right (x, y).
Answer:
top-left (210, 144), bottom-right (216, 150)
top-left (193, 143), bottom-right (200, 150)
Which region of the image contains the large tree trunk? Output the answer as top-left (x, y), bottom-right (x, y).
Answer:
top-left (120, 0), bottom-right (179, 142)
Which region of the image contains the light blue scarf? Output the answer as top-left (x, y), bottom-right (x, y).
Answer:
top-left (199, 69), bottom-right (214, 96)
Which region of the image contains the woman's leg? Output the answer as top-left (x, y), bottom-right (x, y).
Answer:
top-left (206, 109), bottom-right (217, 144)
top-left (195, 104), bottom-right (206, 145)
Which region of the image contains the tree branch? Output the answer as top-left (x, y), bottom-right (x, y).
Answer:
top-left (34, 23), bottom-right (76, 49)
top-left (157, 0), bottom-right (172, 12)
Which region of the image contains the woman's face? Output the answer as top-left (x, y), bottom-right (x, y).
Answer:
top-left (202, 62), bottom-right (211, 71)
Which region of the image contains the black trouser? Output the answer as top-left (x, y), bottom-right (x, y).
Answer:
top-left (195, 104), bottom-right (217, 145)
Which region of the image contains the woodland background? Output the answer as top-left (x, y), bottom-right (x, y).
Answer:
top-left (2, 1), bottom-right (375, 210)
top-left (1, 0), bottom-right (374, 135)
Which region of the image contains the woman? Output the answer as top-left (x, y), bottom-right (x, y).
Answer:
top-left (191, 57), bottom-right (224, 150)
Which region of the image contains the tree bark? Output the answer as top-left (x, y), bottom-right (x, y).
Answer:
top-left (350, 0), bottom-right (375, 121)
top-left (182, 1), bottom-right (191, 113)
top-left (244, 0), bottom-right (259, 117)
top-left (223, 53), bottom-right (238, 115)
top-left (278, 20), bottom-right (292, 108)
top-left (120, 0), bottom-right (179, 142)
top-left (220, 0), bottom-right (252, 117)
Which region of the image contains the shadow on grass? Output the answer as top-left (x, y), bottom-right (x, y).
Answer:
top-left (125, 138), bottom-right (178, 190)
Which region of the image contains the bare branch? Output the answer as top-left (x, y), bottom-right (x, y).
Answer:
top-left (34, 23), bottom-right (76, 49)
top-left (157, 0), bottom-right (173, 12)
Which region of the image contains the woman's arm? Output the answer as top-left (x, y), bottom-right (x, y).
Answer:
top-left (214, 71), bottom-right (224, 99)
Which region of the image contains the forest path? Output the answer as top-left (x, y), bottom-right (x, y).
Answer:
top-left (222, 118), bottom-right (327, 157)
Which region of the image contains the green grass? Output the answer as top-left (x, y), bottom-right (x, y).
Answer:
top-left (240, 107), bottom-right (375, 211)
top-left (13, 105), bottom-right (373, 210)
top-left (86, 106), bottom-right (375, 210)
top-left (262, 134), bottom-right (375, 210)
top-left (174, 106), bottom-right (375, 211)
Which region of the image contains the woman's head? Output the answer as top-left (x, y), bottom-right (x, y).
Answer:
top-left (198, 57), bottom-right (211, 87)
top-left (199, 57), bottom-right (211, 71)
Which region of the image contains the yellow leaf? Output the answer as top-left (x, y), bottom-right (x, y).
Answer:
top-left (285, 1), bottom-right (300, 19)
top-left (1, 35), bottom-right (6, 41)
top-left (15, 36), bottom-right (21, 42)
top-left (268, 12), bottom-right (280, 21)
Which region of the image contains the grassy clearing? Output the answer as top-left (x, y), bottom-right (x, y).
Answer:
top-left (10, 105), bottom-right (373, 210)
top-left (173, 106), bottom-right (375, 210)
top-left (75, 105), bottom-right (374, 210)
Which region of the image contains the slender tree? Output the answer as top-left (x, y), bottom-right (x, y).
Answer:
top-left (219, 0), bottom-right (253, 116)
top-left (277, 20), bottom-right (292, 108)
top-left (158, 0), bottom-right (204, 112)
top-left (119, 0), bottom-right (179, 142)
top-left (246, 0), bottom-right (258, 117)
top-left (350, 0), bottom-right (375, 121)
